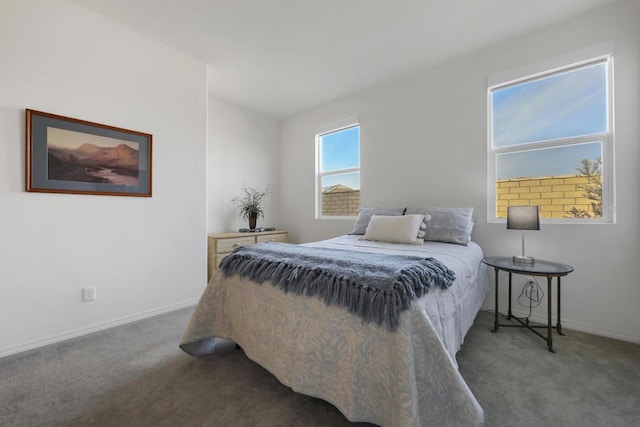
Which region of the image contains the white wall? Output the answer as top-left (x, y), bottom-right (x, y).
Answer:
top-left (0, 0), bottom-right (207, 357)
top-left (281, 0), bottom-right (640, 343)
top-left (207, 95), bottom-right (281, 233)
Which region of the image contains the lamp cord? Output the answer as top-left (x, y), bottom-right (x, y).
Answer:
top-left (516, 277), bottom-right (544, 322)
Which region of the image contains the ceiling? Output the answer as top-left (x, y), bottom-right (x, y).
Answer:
top-left (71, 0), bottom-right (617, 119)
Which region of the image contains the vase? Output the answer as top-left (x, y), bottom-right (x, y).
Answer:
top-left (249, 213), bottom-right (258, 230)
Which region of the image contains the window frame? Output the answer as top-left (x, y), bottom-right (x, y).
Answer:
top-left (315, 119), bottom-right (361, 220)
top-left (487, 53), bottom-right (615, 224)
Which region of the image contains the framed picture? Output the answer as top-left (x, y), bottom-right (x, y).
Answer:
top-left (26, 109), bottom-right (152, 197)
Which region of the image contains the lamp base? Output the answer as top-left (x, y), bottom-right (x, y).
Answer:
top-left (513, 255), bottom-right (535, 264)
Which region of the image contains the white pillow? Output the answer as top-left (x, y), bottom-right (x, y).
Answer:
top-left (348, 206), bottom-right (405, 235)
top-left (417, 214), bottom-right (431, 239)
top-left (362, 214), bottom-right (425, 245)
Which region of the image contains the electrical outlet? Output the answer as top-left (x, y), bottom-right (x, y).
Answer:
top-left (82, 286), bottom-right (96, 302)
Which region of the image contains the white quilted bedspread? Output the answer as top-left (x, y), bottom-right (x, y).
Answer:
top-left (181, 235), bottom-right (489, 426)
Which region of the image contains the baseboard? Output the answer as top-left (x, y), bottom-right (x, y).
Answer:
top-left (480, 304), bottom-right (640, 344)
top-left (0, 299), bottom-right (199, 359)
top-left (5, 301), bottom-right (635, 358)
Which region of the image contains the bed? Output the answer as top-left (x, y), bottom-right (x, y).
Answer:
top-left (180, 209), bottom-right (489, 426)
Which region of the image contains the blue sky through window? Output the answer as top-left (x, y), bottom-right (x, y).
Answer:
top-left (321, 126), bottom-right (359, 171)
top-left (493, 62), bottom-right (606, 179)
top-left (321, 126), bottom-right (360, 189)
top-left (497, 142), bottom-right (602, 179)
top-left (322, 172), bottom-right (360, 190)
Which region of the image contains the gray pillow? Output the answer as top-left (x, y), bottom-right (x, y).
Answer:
top-left (404, 207), bottom-right (474, 245)
top-left (349, 206), bottom-right (406, 235)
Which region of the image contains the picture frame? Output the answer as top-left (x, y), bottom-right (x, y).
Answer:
top-left (26, 109), bottom-right (152, 197)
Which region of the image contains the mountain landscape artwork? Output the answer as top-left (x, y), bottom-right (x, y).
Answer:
top-left (47, 127), bottom-right (139, 186)
top-left (27, 109), bottom-right (151, 197)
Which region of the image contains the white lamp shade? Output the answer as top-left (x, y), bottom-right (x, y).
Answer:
top-left (507, 206), bottom-right (540, 230)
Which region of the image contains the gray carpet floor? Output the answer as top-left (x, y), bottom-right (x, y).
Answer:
top-left (1, 307), bottom-right (639, 427)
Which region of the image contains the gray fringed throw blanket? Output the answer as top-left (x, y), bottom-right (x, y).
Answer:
top-left (218, 242), bottom-right (456, 331)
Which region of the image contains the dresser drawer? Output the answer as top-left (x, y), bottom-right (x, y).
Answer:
top-left (208, 230), bottom-right (288, 280)
top-left (257, 233), bottom-right (288, 244)
top-left (216, 236), bottom-right (255, 254)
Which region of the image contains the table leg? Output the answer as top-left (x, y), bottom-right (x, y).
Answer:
top-left (547, 276), bottom-right (555, 353)
top-left (507, 272), bottom-right (513, 319)
top-left (492, 267), bottom-right (499, 332)
top-left (557, 276), bottom-right (564, 335)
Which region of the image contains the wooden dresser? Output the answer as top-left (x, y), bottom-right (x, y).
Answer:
top-left (207, 230), bottom-right (288, 280)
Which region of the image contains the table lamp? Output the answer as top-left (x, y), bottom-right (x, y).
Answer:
top-left (507, 205), bottom-right (540, 264)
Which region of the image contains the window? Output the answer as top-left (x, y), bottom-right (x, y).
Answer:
top-left (488, 55), bottom-right (614, 223)
top-left (316, 123), bottom-right (360, 218)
